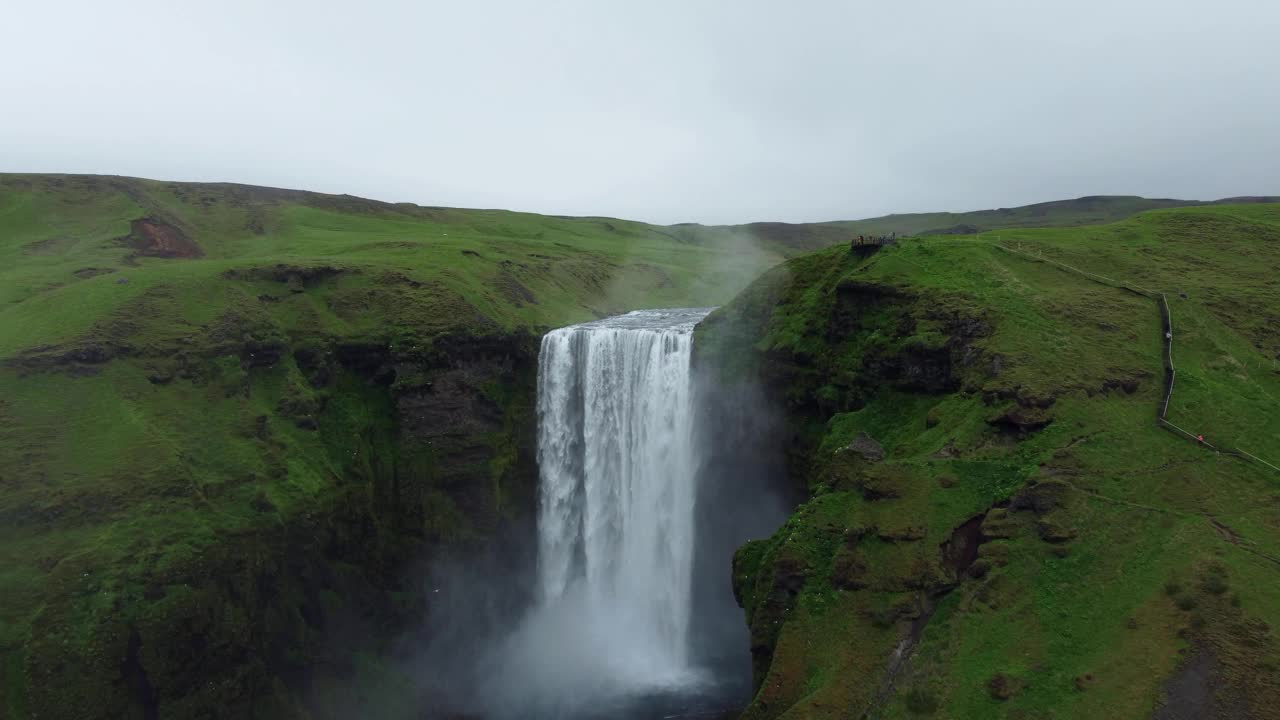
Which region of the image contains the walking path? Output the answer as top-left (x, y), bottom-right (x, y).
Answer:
top-left (993, 243), bottom-right (1277, 474)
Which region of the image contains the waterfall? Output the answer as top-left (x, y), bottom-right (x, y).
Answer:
top-left (533, 308), bottom-right (711, 690)
top-left (477, 305), bottom-right (780, 719)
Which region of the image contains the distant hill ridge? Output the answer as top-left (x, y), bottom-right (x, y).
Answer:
top-left (5, 173), bottom-right (1274, 244)
top-left (670, 192), bottom-right (1277, 251)
top-left (823, 194), bottom-right (1280, 236)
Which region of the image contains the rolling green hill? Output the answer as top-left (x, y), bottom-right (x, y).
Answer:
top-left (2, 173), bottom-right (1277, 719)
top-left (0, 173), bottom-right (811, 352)
top-left (698, 202), bottom-right (1280, 718)
top-left (0, 173), bottom-right (816, 719)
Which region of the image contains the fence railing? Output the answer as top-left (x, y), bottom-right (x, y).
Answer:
top-left (993, 242), bottom-right (1276, 474)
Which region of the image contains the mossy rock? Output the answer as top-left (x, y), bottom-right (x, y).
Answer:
top-left (987, 672), bottom-right (1022, 700)
top-left (1035, 513), bottom-right (1079, 543)
top-left (1009, 479), bottom-right (1072, 514)
top-left (980, 508), bottom-right (1023, 539)
top-left (831, 546), bottom-right (869, 590)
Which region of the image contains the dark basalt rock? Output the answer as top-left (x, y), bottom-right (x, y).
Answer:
top-left (878, 525), bottom-right (926, 542)
top-left (72, 345), bottom-right (112, 364)
top-left (240, 342), bottom-right (285, 369)
top-left (988, 673), bottom-right (1018, 700)
top-left (1096, 374), bottom-right (1144, 396)
top-left (293, 347), bottom-right (334, 387)
top-left (987, 405), bottom-right (1054, 437)
top-left (1035, 515), bottom-right (1078, 543)
top-left (844, 431), bottom-right (886, 462)
top-left (745, 547), bottom-right (811, 687)
top-left (1009, 480), bottom-right (1070, 514)
top-left (980, 508), bottom-right (1021, 540)
top-left (334, 342), bottom-right (394, 380)
top-left (73, 267), bottom-right (117, 279)
top-left (4, 342), bottom-right (125, 376)
top-left (222, 264), bottom-right (351, 290)
top-left (831, 547), bottom-right (869, 590)
top-left (941, 513), bottom-right (987, 580)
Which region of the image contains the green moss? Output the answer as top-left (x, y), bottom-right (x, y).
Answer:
top-left (734, 539), bottom-right (772, 619)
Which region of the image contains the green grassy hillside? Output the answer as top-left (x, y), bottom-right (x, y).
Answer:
top-left (0, 173), bottom-right (812, 351)
top-left (4, 173), bottom-right (1277, 719)
top-left (698, 203), bottom-right (1280, 718)
top-left (0, 173), bottom-right (812, 718)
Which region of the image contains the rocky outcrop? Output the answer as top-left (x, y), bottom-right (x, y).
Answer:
top-left (843, 432), bottom-right (886, 461)
top-left (696, 250), bottom-right (991, 498)
top-left (699, 257), bottom-right (998, 712)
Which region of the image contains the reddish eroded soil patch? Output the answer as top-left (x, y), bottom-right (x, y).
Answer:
top-left (119, 217), bottom-right (202, 259)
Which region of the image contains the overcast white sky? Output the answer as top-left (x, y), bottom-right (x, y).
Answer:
top-left (2, 0), bottom-right (1277, 224)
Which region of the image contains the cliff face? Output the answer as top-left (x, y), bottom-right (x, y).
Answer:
top-left (10, 330), bottom-right (541, 719)
top-left (695, 233), bottom-right (1280, 719)
top-left (695, 248), bottom-right (999, 705)
top-left (0, 172), bottom-right (804, 720)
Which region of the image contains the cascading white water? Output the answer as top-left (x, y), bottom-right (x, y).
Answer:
top-left (534, 308), bottom-right (711, 689)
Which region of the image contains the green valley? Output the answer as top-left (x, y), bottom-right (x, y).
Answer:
top-left (2, 173), bottom-right (1277, 719)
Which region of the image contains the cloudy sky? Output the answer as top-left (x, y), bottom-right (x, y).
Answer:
top-left (2, 0), bottom-right (1277, 224)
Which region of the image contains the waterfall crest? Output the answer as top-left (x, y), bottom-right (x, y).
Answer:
top-left (534, 308), bottom-right (711, 687)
